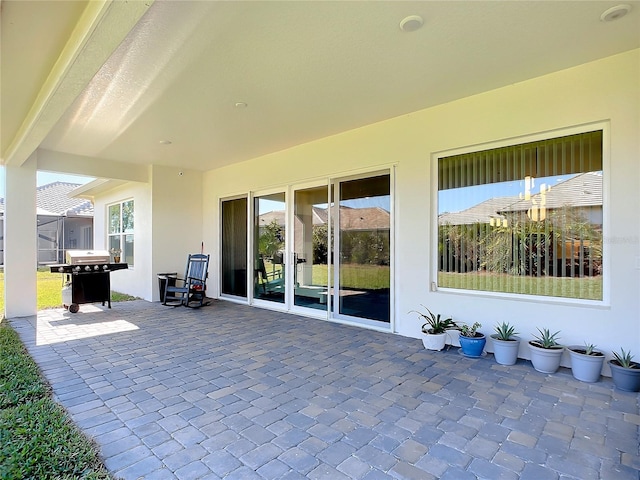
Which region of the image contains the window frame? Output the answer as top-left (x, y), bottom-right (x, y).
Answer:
top-left (107, 199), bottom-right (134, 267)
top-left (431, 122), bottom-right (610, 306)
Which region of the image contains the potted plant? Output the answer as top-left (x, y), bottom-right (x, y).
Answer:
top-left (491, 322), bottom-right (520, 366)
top-left (608, 349), bottom-right (640, 392)
top-left (567, 343), bottom-right (605, 383)
top-left (458, 322), bottom-right (486, 358)
top-left (446, 325), bottom-right (462, 347)
top-left (528, 328), bottom-right (564, 373)
top-left (411, 306), bottom-right (456, 351)
top-left (110, 247), bottom-right (122, 263)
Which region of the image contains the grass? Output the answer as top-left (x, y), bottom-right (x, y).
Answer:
top-left (438, 271), bottom-right (603, 300)
top-left (261, 261), bottom-right (391, 290)
top-left (0, 321), bottom-right (113, 479)
top-left (0, 268), bottom-right (138, 313)
top-left (268, 263), bottom-right (390, 290)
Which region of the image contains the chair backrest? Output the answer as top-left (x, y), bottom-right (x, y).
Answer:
top-left (185, 253), bottom-right (209, 287)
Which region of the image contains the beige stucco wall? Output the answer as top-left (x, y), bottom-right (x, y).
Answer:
top-left (92, 181), bottom-right (153, 300)
top-left (150, 165), bottom-right (204, 301)
top-left (203, 49), bottom-right (640, 368)
top-left (92, 165), bottom-right (203, 301)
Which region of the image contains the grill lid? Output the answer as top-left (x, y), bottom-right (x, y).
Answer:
top-left (66, 250), bottom-right (111, 265)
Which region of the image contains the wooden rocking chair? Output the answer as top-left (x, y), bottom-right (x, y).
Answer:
top-left (163, 253), bottom-right (210, 308)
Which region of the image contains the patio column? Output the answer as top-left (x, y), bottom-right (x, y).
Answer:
top-left (3, 157), bottom-right (37, 318)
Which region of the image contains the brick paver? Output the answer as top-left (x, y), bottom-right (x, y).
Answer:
top-left (11, 300), bottom-right (640, 479)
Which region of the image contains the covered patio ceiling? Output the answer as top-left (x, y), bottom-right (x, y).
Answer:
top-left (2, 1), bottom-right (639, 175)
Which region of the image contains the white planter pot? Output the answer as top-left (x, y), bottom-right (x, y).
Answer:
top-left (491, 335), bottom-right (521, 366)
top-left (529, 342), bottom-right (564, 373)
top-left (422, 332), bottom-right (447, 351)
top-left (446, 328), bottom-right (461, 347)
top-left (568, 346), bottom-right (604, 383)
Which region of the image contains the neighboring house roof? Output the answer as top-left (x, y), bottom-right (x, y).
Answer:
top-left (339, 206), bottom-right (390, 231)
top-left (439, 196), bottom-right (520, 226)
top-left (0, 182), bottom-right (93, 217)
top-left (258, 210), bottom-right (285, 227)
top-left (259, 206), bottom-right (390, 231)
top-left (503, 172), bottom-right (602, 212)
top-left (438, 173), bottom-right (603, 226)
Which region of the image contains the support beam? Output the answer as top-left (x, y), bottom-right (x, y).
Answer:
top-left (3, 1), bottom-right (153, 166)
top-left (3, 157), bottom-right (37, 318)
top-left (36, 149), bottom-right (149, 183)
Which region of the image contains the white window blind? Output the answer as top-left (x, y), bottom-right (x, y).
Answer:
top-left (437, 130), bottom-right (603, 300)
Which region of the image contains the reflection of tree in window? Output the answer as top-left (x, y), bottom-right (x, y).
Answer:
top-left (108, 200), bottom-right (134, 266)
top-left (259, 220), bottom-right (283, 260)
top-left (122, 200), bottom-right (134, 233)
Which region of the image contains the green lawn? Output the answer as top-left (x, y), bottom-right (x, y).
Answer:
top-left (438, 272), bottom-right (603, 300)
top-left (0, 270), bottom-right (133, 479)
top-left (0, 269), bottom-right (137, 313)
top-left (0, 321), bottom-right (113, 479)
top-left (260, 262), bottom-right (390, 290)
top-left (308, 264), bottom-right (390, 290)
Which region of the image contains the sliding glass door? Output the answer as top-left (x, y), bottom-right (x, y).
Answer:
top-left (223, 171), bottom-right (392, 327)
top-left (221, 197), bottom-right (247, 298)
top-left (292, 185), bottom-right (330, 312)
top-left (334, 173), bottom-right (391, 323)
top-left (254, 192), bottom-right (286, 304)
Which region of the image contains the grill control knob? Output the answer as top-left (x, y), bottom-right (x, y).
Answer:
top-left (103, 265), bottom-right (108, 270)
top-left (85, 266), bottom-right (91, 271)
top-left (74, 266), bottom-right (81, 272)
top-left (58, 267), bottom-right (64, 273)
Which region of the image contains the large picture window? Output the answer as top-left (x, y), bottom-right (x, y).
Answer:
top-left (108, 200), bottom-right (134, 266)
top-left (437, 130), bottom-right (603, 301)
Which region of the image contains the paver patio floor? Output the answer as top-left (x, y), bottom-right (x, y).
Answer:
top-left (11, 300), bottom-right (640, 480)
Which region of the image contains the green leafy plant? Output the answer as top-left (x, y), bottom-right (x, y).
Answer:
top-left (531, 328), bottom-right (561, 349)
top-left (460, 322), bottom-right (482, 338)
top-left (612, 348), bottom-right (637, 369)
top-left (570, 342), bottom-right (603, 357)
top-left (411, 306), bottom-right (456, 335)
top-left (587, 343), bottom-right (606, 356)
top-left (494, 322), bottom-right (518, 341)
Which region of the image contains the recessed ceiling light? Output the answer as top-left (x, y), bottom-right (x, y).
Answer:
top-left (600, 4), bottom-right (631, 22)
top-left (159, 140), bottom-right (172, 145)
top-left (399, 15), bottom-right (424, 32)
top-left (234, 102), bottom-right (248, 108)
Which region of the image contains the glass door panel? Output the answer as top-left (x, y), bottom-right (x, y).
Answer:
top-left (254, 193), bottom-right (286, 304)
top-left (335, 174), bottom-right (391, 323)
top-left (293, 185), bottom-right (329, 311)
top-left (221, 197), bottom-right (247, 298)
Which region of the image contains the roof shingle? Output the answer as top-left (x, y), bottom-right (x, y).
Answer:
top-left (0, 182), bottom-right (93, 217)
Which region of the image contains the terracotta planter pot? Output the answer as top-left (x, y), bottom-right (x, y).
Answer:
top-left (491, 335), bottom-right (521, 366)
top-left (609, 360), bottom-right (640, 392)
top-left (568, 347), bottom-right (604, 383)
top-left (529, 342), bottom-right (564, 373)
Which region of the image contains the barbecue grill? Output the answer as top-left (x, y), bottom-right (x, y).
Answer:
top-left (50, 250), bottom-right (128, 313)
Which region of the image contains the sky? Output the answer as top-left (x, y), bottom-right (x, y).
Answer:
top-left (438, 173), bottom-right (580, 214)
top-left (0, 168), bottom-right (94, 199)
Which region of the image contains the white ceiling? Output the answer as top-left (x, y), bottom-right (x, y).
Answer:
top-left (2, 1), bottom-right (640, 173)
